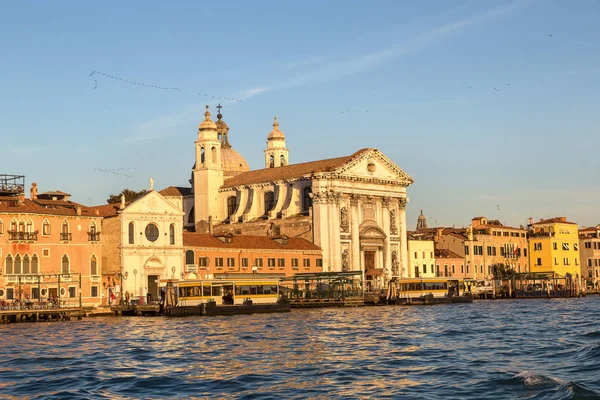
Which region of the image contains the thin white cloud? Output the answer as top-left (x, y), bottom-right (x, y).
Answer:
top-left (239, 0), bottom-right (533, 98)
top-left (572, 40), bottom-right (597, 47)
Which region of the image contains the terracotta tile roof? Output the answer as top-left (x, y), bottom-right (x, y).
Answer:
top-left (183, 233), bottom-right (322, 251)
top-left (39, 190), bottom-right (71, 196)
top-left (159, 186), bottom-right (192, 197)
top-left (87, 203), bottom-right (122, 217)
top-left (435, 249), bottom-right (464, 259)
top-left (580, 225), bottom-right (600, 232)
top-left (533, 217), bottom-right (577, 226)
top-left (0, 198), bottom-right (98, 217)
top-left (221, 148), bottom-right (372, 188)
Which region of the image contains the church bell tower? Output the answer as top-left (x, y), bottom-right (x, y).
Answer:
top-left (264, 117), bottom-right (289, 168)
top-left (193, 106), bottom-right (224, 232)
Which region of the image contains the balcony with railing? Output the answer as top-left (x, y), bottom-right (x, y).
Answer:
top-left (88, 232), bottom-right (101, 242)
top-left (60, 232), bottom-right (72, 241)
top-left (8, 230), bottom-right (38, 242)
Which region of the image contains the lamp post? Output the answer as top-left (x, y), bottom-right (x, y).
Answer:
top-left (115, 270), bottom-right (129, 304)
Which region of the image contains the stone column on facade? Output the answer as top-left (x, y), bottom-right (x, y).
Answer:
top-left (329, 190), bottom-right (342, 272)
top-left (398, 197), bottom-right (409, 278)
top-left (311, 191), bottom-right (329, 269)
top-left (350, 194), bottom-right (361, 273)
top-left (381, 196), bottom-right (392, 283)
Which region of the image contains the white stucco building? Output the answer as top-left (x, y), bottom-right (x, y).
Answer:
top-left (159, 106), bottom-right (414, 286)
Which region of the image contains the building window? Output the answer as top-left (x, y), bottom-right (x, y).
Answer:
top-left (255, 258), bottom-right (263, 267)
top-left (303, 259), bottom-right (310, 267)
top-left (169, 224), bottom-right (175, 245)
top-left (452, 265), bottom-right (455, 274)
top-left (42, 249), bottom-right (50, 257)
top-left (69, 287), bottom-right (76, 298)
top-left (128, 222), bottom-right (135, 244)
top-left (62, 254), bottom-right (69, 274)
top-left (414, 266), bottom-right (419, 277)
top-left (14, 255), bottom-right (21, 274)
top-left (553, 242), bottom-right (557, 250)
top-left (61, 221), bottom-right (71, 241)
top-left (5, 254), bottom-right (13, 274)
top-left (185, 250), bottom-right (195, 265)
top-left (536, 258), bottom-right (542, 266)
top-left (91, 286), bottom-right (99, 298)
top-left (90, 255), bottom-right (98, 276)
top-left (264, 191), bottom-right (275, 215)
top-left (42, 220), bottom-right (50, 236)
top-left (554, 257), bottom-right (558, 265)
top-left (227, 196), bottom-right (237, 218)
top-left (200, 147), bottom-right (205, 164)
top-left (585, 242), bottom-right (591, 249)
top-left (575, 258), bottom-right (578, 266)
top-left (524, 249), bottom-right (528, 257)
top-left (562, 243), bottom-right (569, 251)
top-left (292, 258), bottom-right (299, 268)
top-left (31, 288), bottom-right (39, 299)
top-left (423, 264), bottom-right (427, 274)
top-left (242, 258), bottom-right (248, 268)
top-left (564, 258), bottom-right (570, 265)
top-left (227, 258), bottom-right (235, 267)
top-left (464, 246), bottom-right (469, 255)
top-left (302, 187), bottom-right (312, 214)
top-left (215, 257), bottom-right (223, 267)
top-left (268, 258), bottom-right (276, 268)
top-left (31, 254), bottom-right (39, 274)
top-left (534, 243), bottom-right (542, 251)
top-left (22, 254), bottom-right (30, 274)
top-left (588, 259), bottom-right (593, 267)
top-left (316, 259), bottom-right (323, 268)
top-left (278, 258), bottom-right (285, 268)
top-left (145, 224), bottom-right (159, 242)
top-left (199, 257), bottom-right (208, 267)
top-left (574, 243), bottom-right (579, 251)
top-left (466, 265), bottom-right (469, 274)
top-left (0, 220), bottom-right (3, 235)
top-left (414, 252), bottom-right (418, 259)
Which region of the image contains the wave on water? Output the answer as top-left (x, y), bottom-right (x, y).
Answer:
top-left (515, 371), bottom-right (562, 387)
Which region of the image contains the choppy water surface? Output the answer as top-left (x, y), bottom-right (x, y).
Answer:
top-left (1, 297), bottom-right (600, 399)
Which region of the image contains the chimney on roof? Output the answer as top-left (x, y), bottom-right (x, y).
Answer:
top-left (528, 217), bottom-right (533, 226)
top-left (95, 209), bottom-right (99, 216)
top-left (76, 206), bottom-right (82, 216)
top-left (208, 216), bottom-right (213, 234)
top-left (30, 183), bottom-right (38, 200)
top-left (18, 193), bottom-right (25, 205)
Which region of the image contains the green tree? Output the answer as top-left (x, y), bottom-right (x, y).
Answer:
top-left (106, 188), bottom-right (148, 204)
top-left (492, 263), bottom-right (516, 278)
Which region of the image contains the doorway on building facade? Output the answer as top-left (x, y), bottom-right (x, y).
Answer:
top-left (147, 275), bottom-right (159, 302)
top-left (365, 251), bottom-right (376, 270)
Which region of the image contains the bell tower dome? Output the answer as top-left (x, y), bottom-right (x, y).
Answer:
top-left (264, 117), bottom-right (289, 168)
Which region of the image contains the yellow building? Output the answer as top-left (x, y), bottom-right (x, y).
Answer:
top-left (528, 217), bottom-right (581, 277)
top-left (407, 236), bottom-right (435, 278)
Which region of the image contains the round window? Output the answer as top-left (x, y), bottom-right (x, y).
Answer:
top-left (145, 223), bottom-right (159, 242)
top-left (41, 288), bottom-right (47, 297)
top-left (60, 288), bottom-right (66, 296)
top-left (0, 289), bottom-right (4, 297)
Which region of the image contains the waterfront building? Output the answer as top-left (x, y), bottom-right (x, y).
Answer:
top-left (0, 178), bottom-right (103, 307)
top-left (183, 232), bottom-right (323, 279)
top-left (90, 186), bottom-right (184, 304)
top-left (407, 234), bottom-right (435, 278)
top-left (436, 216), bottom-right (528, 279)
top-left (527, 217), bottom-right (580, 277)
top-left (578, 225), bottom-right (600, 288)
top-left (159, 107), bottom-right (414, 286)
top-left (434, 249), bottom-right (467, 279)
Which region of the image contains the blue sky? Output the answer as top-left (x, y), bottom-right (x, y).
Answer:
top-left (1, 0), bottom-right (599, 228)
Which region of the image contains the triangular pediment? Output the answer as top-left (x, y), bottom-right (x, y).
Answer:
top-left (335, 149), bottom-right (413, 186)
top-left (123, 191), bottom-right (184, 216)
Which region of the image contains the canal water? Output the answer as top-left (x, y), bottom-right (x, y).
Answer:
top-left (1, 297), bottom-right (599, 399)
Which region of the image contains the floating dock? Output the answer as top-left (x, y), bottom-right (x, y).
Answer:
top-left (0, 307), bottom-right (84, 324)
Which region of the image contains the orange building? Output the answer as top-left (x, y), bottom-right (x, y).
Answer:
top-left (434, 249), bottom-right (468, 279)
top-left (183, 232), bottom-right (323, 279)
top-left (0, 180), bottom-right (103, 307)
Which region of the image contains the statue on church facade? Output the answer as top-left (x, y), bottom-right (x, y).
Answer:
top-left (340, 206), bottom-right (349, 232)
top-left (342, 249), bottom-right (349, 271)
top-left (390, 208), bottom-right (398, 235)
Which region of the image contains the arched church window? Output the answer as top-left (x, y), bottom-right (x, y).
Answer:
top-left (269, 155), bottom-right (274, 168)
top-left (211, 147), bottom-right (217, 164)
top-left (302, 187), bottom-right (312, 214)
top-left (169, 224), bottom-right (175, 245)
top-left (200, 147), bottom-right (205, 164)
top-left (264, 191), bottom-right (275, 215)
top-left (185, 250), bottom-right (195, 265)
top-left (280, 155), bottom-right (286, 166)
top-left (128, 222), bottom-right (135, 244)
top-left (188, 207), bottom-right (195, 224)
top-left (5, 255), bottom-right (13, 275)
top-left (227, 196), bottom-right (238, 218)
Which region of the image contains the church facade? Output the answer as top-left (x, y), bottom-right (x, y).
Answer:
top-left (160, 106), bottom-right (413, 285)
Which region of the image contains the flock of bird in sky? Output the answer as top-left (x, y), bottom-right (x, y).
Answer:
top-left (94, 167), bottom-right (144, 179)
top-left (89, 70), bottom-right (243, 102)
